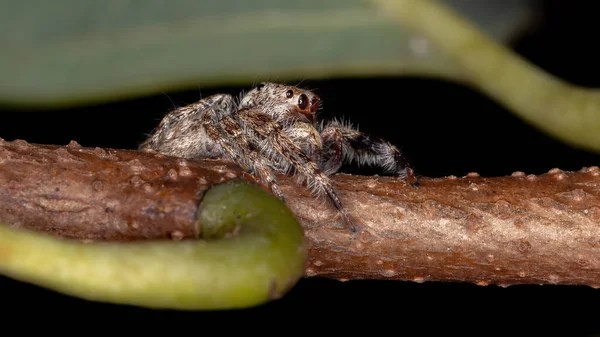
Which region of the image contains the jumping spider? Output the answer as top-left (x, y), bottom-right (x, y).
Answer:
top-left (139, 82), bottom-right (417, 232)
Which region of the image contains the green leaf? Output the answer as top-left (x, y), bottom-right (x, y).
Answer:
top-left (0, 180), bottom-right (307, 310)
top-left (0, 0), bottom-right (531, 108)
top-left (7, 0), bottom-right (600, 152)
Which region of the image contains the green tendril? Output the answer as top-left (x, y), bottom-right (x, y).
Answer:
top-left (0, 179), bottom-right (307, 310)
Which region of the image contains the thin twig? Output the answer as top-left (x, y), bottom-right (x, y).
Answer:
top-left (1, 139), bottom-right (599, 288)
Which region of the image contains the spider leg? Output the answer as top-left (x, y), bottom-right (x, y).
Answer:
top-left (237, 109), bottom-right (356, 232)
top-left (320, 119), bottom-right (418, 186)
top-left (201, 109), bottom-right (287, 202)
top-left (139, 94), bottom-right (285, 201)
top-left (319, 127), bottom-right (344, 176)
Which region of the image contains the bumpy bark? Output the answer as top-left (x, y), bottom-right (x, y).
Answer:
top-left (0, 138), bottom-right (599, 288)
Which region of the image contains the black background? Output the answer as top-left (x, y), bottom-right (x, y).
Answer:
top-left (1, 1), bottom-right (599, 334)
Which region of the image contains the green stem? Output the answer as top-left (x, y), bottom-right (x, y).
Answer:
top-left (372, 0), bottom-right (600, 153)
top-left (0, 179), bottom-right (307, 310)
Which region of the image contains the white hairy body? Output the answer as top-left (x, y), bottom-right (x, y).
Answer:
top-left (140, 82), bottom-right (416, 231)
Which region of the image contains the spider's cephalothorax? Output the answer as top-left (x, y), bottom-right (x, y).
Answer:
top-left (139, 82), bottom-right (417, 232)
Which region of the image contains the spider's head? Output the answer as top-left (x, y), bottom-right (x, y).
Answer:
top-left (240, 82), bottom-right (321, 123)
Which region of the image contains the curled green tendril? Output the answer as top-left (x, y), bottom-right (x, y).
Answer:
top-left (0, 179), bottom-right (307, 310)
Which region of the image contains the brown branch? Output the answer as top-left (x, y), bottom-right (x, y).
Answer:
top-left (0, 138), bottom-right (599, 288)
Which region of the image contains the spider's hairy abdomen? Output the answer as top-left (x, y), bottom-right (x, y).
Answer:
top-left (140, 82), bottom-right (416, 232)
top-left (139, 94), bottom-right (235, 159)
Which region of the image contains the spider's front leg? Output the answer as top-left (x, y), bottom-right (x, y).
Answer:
top-left (236, 109), bottom-right (356, 232)
top-left (319, 119), bottom-right (418, 186)
top-left (319, 126), bottom-right (344, 176)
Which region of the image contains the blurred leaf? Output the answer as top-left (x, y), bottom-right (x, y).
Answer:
top-left (375, 0), bottom-right (600, 153)
top-left (0, 0), bottom-right (533, 107)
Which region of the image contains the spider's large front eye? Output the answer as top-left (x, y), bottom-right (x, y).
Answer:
top-left (257, 83), bottom-right (265, 90)
top-left (285, 90), bottom-right (294, 98)
top-left (297, 94), bottom-right (309, 110)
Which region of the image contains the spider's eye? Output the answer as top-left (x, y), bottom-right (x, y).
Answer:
top-left (297, 94), bottom-right (309, 110)
top-left (257, 83), bottom-right (265, 90)
top-left (285, 90), bottom-right (294, 98)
